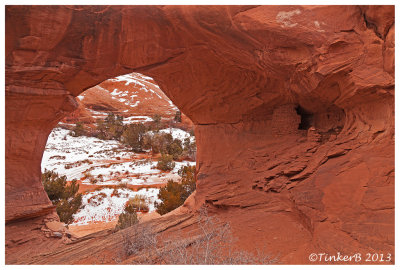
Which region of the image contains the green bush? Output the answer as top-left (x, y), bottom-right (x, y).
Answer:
top-left (167, 139), bottom-right (183, 160)
top-left (96, 118), bottom-right (109, 140)
top-left (148, 132), bottom-right (191, 160)
top-left (116, 211), bottom-right (139, 231)
top-left (178, 165), bottom-right (196, 199)
top-left (155, 165), bottom-right (196, 215)
top-left (115, 197), bottom-right (141, 230)
top-left (142, 133), bottom-right (153, 150)
top-left (150, 133), bottom-right (173, 154)
top-left (182, 137), bottom-right (196, 160)
top-left (151, 114), bottom-right (162, 131)
top-left (174, 110), bottom-right (182, 122)
top-left (56, 196), bottom-right (83, 224)
top-left (70, 122), bottom-right (86, 137)
top-left (41, 169), bottom-right (82, 224)
top-left (121, 123), bottom-right (146, 152)
top-left (156, 154), bottom-right (175, 171)
top-left (96, 113), bottom-right (124, 140)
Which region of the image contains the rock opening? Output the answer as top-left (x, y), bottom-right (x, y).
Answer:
top-left (5, 5), bottom-right (394, 265)
top-left (296, 106), bottom-right (314, 130)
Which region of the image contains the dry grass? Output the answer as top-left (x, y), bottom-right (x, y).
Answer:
top-left (120, 208), bottom-right (277, 264)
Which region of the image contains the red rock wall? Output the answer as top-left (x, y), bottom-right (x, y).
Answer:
top-left (271, 104), bottom-right (301, 135)
top-left (5, 5), bottom-right (394, 264)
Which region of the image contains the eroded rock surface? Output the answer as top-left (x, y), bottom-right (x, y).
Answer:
top-left (5, 5), bottom-right (394, 264)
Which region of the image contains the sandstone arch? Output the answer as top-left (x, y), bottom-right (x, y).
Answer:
top-left (5, 5), bottom-right (394, 264)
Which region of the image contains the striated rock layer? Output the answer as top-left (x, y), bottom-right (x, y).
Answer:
top-left (5, 5), bottom-right (394, 264)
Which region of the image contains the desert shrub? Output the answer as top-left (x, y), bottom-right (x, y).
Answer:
top-left (142, 133), bottom-right (153, 150)
top-left (174, 110), bottom-right (182, 122)
top-left (178, 165), bottom-right (196, 199)
top-left (122, 225), bottom-right (157, 258)
top-left (115, 198), bottom-right (140, 231)
top-left (156, 154), bottom-right (175, 171)
top-left (81, 159), bottom-right (93, 165)
top-left (166, 139), bottom-right (183, 160)
top-left (159, 208), bottom-right (276, 264)
top-left (122, 123), bottom-right (146, 152)
top-left (83, 171), bottom-right (97, 184)
top-left (105, 113), bottom-right (124, 139)
top-left (41, 169), bottom-right (82, 224)
top-left (116, 212), bottom-right (139, 231)
top-left (155, 165), bottom-right (196, 215)
top-left (55, 195), bottom-right (83, 224)
top-left (154, 180), bottom-right (182, 215)
top-left (149, 132), bottom-right (173, 154)
top-left (96, 118), bottom-right (109, 140)
top-left (125, 195), bottom-right (150, 213)
top-left (96, 113), bottom-right (124, 140)
top-left (49, 155), bottom-right (66, 160)
top-left (109, 115), bottom-right (124, 140)
top-left (120, 208), bottom-right (275, 264)
top-left (182, 137), bottom-right (196, 161)
top-left (70, 122), bottom-right (86, 137)
top-left (150, 132), bottom-right (193, 160)
top-left (151, 114), bottom-right (162, 131)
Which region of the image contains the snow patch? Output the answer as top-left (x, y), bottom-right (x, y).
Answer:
top-left (72, 187), bottom-right (160, 225)
top-left (130, 100), bottom-right (140, 107)
top-left (123, 116), bottom-right (153, 124)
top-left (159, 128), bottom-right (192, 141)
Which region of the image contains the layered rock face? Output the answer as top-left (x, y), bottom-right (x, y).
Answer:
top-left (5, 5), bottom-right (394, 264)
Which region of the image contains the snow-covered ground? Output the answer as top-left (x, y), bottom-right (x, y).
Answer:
top-left (123, 115), bottom-right (153, 124)
top-left (72, 187), bottom-right (161, 225)
top-left (42, 126), bottom-right (195, 225)
top-left (42, 128), bottom-right (134, 181)
top-left (81, 160), bottom-right (195, 186)
top-left (42, 127), bottom-right (195, 185)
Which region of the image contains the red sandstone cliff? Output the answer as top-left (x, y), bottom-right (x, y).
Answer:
top-left (5, 5), bottom-right (394, 264)
top-left (63, 72), bottom-right (179, 123)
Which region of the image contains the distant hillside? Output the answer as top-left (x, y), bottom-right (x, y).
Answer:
top-left (62, 73), bottom-right (192, 128)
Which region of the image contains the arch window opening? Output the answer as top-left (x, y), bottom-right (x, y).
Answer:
top-left (41, 72), bottom-right (196, 236)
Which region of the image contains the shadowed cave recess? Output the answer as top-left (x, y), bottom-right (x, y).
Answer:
top-left (5, 5), bottom-right (394, 264)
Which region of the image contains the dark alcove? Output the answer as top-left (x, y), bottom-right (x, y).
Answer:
top-left (296, 106), bottom-right (314, 130)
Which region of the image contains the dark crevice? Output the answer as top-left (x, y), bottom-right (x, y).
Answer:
top-left (295, 106), bottom-right (314, 130)
top-left (362, 11), bottom-right (383, 40)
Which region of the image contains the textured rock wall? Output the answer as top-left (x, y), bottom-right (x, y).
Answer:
top-left (5, 5), bottom-right (394, 264)
top-left (271, 104), bottom-right (301, 135)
